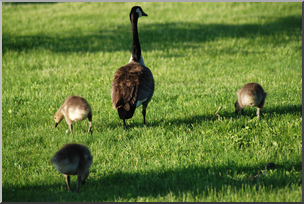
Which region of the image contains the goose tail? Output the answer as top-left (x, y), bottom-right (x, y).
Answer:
top-left (117, 106), bottom-right (136, 119)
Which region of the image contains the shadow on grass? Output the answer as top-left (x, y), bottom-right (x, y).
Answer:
top-left (227, 104), bottom-right (302, 119)
top-left (104, 113), bottom-right (212, 130)
top-left (3, 161), bottom-right (302, 201)
top-left (91, 162), bottom-right (302, 201)
top-left (263, 104), bottom-right (302, 116)
top-left (2, 15), bottom-right (301, 54)
top-left (105, 103), bottom-right (302, 130)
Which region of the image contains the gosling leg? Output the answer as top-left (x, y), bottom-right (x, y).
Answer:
top-left (64, 174), bottom-right (73, 192)
top-left (76, 175), bottom-right (81, 194)
top-left (256, 108), bottom-right (261, 118)
top-left (88, 111), bottom-right (92, 134)
top-left (69, 124), bottom-right (73, 134)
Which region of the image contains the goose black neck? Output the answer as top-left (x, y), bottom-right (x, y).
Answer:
top-left (131, 15), bottom-right (141, 62)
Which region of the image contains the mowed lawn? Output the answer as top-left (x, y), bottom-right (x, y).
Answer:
top-left (2, 2), bottom-right (302, 202)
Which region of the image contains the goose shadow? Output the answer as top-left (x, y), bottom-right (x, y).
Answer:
top-left (229, 104), bottom-right (302, 119)
top-left (104, 103), bottom-right (302, 130)
top-left (2, 161), bottom-right (301, 201)
top-left (103, 113), bottom-right (212, 131)
top-left (88, 161), bottom-right (301, 201)
top-left (2, 15), bottom-right (301, 54)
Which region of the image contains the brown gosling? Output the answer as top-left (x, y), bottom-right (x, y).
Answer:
top-left (54, 95), bottom-right (92, 134)
top-left (235, 83), bottom-right (267, 118)
top-left (51, 143), bottom-right (93, 193)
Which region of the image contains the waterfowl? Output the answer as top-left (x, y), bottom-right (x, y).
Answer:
top-left (54, 95), bottom-right (92, 134)
top-left (235, 82), bottom-right (267, 118)
top-left (111, 6), bottom-right (155, 127)
top-left (51, 143), bottom-right (93, 193)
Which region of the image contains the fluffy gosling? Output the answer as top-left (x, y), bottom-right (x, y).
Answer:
top-left (54, 95), bottom-right (92, 134)
top-left (51, 143), bottom-right (93, 193)
top-left (235, 82), bottom-right (267, 118)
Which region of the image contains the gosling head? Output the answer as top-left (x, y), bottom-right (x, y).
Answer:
top-left (234, 100), bottom-right (241, 114)
top-left (54, 110), bottom-right (64, 128)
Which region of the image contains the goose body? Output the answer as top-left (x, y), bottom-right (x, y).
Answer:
top-left (51, 143), bottom-right (93, 193)
top-left (111, 6), bottom-right (154, 127)
top-left (235, 83), bottom-right (267, 118)
top-left (54, 95), bottom-right (92, 134)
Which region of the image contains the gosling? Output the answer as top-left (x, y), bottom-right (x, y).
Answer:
top-left (54, 95), bottom-right (92, 134)
top-left (51, 143), bottom-right (93, 193)
top-left (235, 83), bottom-right (267, 118)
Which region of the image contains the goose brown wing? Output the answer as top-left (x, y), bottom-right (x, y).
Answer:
top-left (111, 63), bottom-right (142, 111)
top-left (137, 66), bottom-right (154, 101)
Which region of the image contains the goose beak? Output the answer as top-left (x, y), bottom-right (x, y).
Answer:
top-left (142, 12), bottom-right (148, 17)
top-left (55, 122), bottom-right (58, 128)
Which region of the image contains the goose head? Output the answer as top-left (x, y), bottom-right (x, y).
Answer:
top-left (130, 6), bottom-right (148, 21)
top-left (54, 110), bottom-right (64, 127)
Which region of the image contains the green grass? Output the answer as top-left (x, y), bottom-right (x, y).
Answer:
top-left (2, 2), bottom-right (302, 202)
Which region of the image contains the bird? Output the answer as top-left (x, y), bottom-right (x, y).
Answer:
top-left (51, 143), bottom-right (93, 193)
top-left (111, 6), bottom-right (155, 128)
top-left (234, 82), bottom-right (267, 118)
top-left (54, 95), bottom-right (92, 134)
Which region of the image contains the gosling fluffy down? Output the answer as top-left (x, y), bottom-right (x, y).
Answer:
top-left (54, 95), bottom-right (92, 134)
top-left (235, 83), bottom-right (267, 118)
top-left (51, 143), bottom-right (93, 193)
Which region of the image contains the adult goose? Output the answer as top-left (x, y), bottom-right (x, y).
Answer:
top-left (111, 6), bottom-right (154, 127)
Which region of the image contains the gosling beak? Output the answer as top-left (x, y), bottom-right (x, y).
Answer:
top-left (55, 122), bottom-right (58, 128)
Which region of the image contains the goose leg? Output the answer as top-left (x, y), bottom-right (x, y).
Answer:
top-left (257, 96), bottom-right (266, 118)
top-left (256, 108), bottom-right (261, 118)
top-left (76, 175), bottom-right (81, 193)
top-left (240, 109), bottom-right (244, 116)
top-left (123, 119), bottom-right (127, 128)
top-left (69, 124), bottom-right (73, 134)
top-left (88, 122), bottom-right (92, 134)
top-left (142, 104), bottom-right (147, 124)
top-left (88, 111), bottom-right (92, 134)
top-left (64, 174), bottom-right (73, 192)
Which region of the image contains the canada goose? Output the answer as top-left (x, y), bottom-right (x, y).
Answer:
top-left (111, 6), bottom-right (154, 127)
top-left (54, 95), bottom-right (92, 134)
top-left (51, 143), bottom-right (93, 193)
top-left (235, 83), bottom-right (267, 118)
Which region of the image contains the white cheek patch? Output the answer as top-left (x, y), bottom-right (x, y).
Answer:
top-left (136, 8), bottom-right (142, 17)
